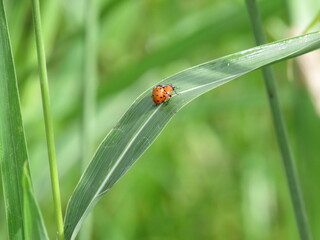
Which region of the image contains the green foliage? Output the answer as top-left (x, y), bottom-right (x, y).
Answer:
top-left (245, 0), bottom-right (313, 239)
top-left (1, 0), bottom-right (320, 239)
top-left (64, 32), bottom-right (320, 239)
top-left (30, 0), bottom-right (65, 238)
top-left (23, 164), bottom-right (49, 240)
top-left (0, 1), bottom-right (28, 238)
top-left (0, 1), bottom-right (53, 239)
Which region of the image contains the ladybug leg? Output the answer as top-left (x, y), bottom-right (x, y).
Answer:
top-left (172, 86), bottom-right (178, 95)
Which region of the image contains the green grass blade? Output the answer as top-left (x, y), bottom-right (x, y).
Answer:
top-left (0, 1), bottom-right (28, 239)
top-left (0, 2), bottom-right (48, 239)
top-left (30, 0), bottom-right (65, 238)
top-left (245, 0), bottom-right (313, 239)
top-left (64, 32), bottom-right (320, 240)
top-left (22, 164), bottom-right (49, 240)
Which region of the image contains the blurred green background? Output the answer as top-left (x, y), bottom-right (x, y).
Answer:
top-left (1, 0), bottom-right (320, 239)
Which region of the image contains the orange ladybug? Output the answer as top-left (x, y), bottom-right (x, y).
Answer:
top-left (151, 84), bottom-right (176, 105)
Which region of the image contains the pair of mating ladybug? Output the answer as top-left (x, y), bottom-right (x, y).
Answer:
top-left (151, 84), bottom-right (177, 105)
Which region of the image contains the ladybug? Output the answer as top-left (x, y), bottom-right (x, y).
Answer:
top-left (151, 84), bottom-right (176, 105)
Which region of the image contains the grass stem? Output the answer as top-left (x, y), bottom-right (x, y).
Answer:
top-left (30, 0), bottom-right (64, 239)
top-left (245, 0), bottom-right (313, 239)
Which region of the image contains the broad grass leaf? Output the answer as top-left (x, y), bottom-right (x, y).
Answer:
top-left (0, 2), bottom-right (47, 239)
top-left (0, 1), bottom-right (28, 239)
top-left (64, 32), bottom-right (320, 240)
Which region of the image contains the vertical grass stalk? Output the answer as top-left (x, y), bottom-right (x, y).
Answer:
top-left (79, 0), bottom-right (98, 239)
top-left (30, 0), bottom-right (64, 239)
top-left (245, 0), bottom-right (313, 239)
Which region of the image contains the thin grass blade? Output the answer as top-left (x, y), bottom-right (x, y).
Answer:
top-left (0, 1), bottom-right (29, 239)
top-left (22, 164), bottom-right (49, 240)
top-left (64, 32), bottom-right (320, 240)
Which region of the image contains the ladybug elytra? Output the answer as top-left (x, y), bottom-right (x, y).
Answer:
top-left (151, 84), bottom-right (176, 105)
